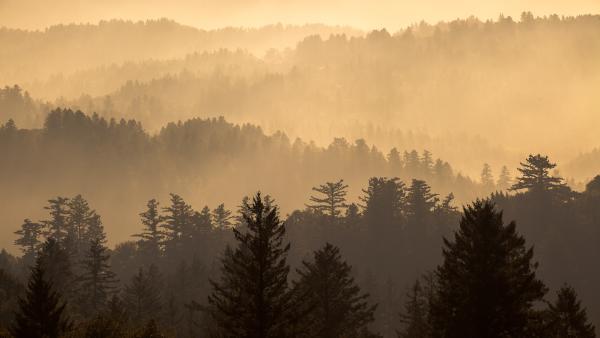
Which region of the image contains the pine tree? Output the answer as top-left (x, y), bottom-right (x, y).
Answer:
top-left (387, 148), bottom-right (403, 174)
top-left (37, 239), bottom-right (74, 300)
top-left (135, 199), bottom-right (164, 262)
top-left (429, 200), bottom-right (547, 338)
top-left (405, 179), bottom-right (439, 225)
top-left (360, 177), bottom-right (405, 230)
top-left (397, 281), bottom-right (429, 338)
top-left (293, 243), bottom-right (378, 338)
top-left (10, 257), bottom-right (72, 338)
top-left (66, 194), bottom-right (95, 258)
top-left (480, 163), bottom-right (494, 190)
top-left (78, 238), bottom-right (118, 315)
top-left (497, 165), bottom-right (512, 191)
top-left (421, 150), bottom-right (434, 176)
top-left (42, 197), bottom-right (70, 244)
top-left (208, 192), bottom-right (292, 337)
top-left (124, 265), bottom-right (163, 324)
top-left (212, 203), bottom-right (233, 229)
top-left (14, 218), bottom-right (43, 266)
top-left (161, 193), bottom-right (194, 257)
top-left (307, 179), bottom-right (349, 220)
top-left (510, 154), bottom-right (565, 193)
top-left (546, 285), bottom-right (595, 338)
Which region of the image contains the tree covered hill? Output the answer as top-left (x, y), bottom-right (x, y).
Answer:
top-left (0, 108), bottom-right (502, 250)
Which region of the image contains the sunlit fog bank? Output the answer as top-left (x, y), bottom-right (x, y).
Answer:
top-left (2, 14), bottom-right (600, 180)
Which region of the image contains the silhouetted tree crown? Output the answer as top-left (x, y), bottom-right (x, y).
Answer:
top-left (430, 199), bottom-right (547, 338)
top-left (308, 179), bottom-right (349, 219)
top-left (546, 285), bottom-right (596, 338)
top-left (510, 154), bottom-right (564, 193)
top-left (293, 243), bottom-right (378, 338)
top-left (10, 256), bottom-right (72, 338)
top-left (208, 192), bottom-right (293, 337)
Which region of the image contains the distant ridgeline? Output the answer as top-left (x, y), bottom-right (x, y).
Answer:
top-left (1, 141), bottom-right (599, 336)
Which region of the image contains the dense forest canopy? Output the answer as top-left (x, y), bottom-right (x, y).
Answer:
top-left (1, 5), bottom-right (600, 337)
top-left (0, 109), bottom-right (488, 250)
top-left (2, 14), bottom-right (600, 179)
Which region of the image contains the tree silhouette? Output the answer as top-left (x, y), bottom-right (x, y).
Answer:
top-left (546, 285), bottom-right (595, 338)
top-left (123, 265), bottom-right (163, 324)
top-left (307, 179), bottom-right (349, 220)
top-left (361, 177), bottom-right (405, 230)
top-left (14, 219), bottom-right (43, 266)
top-left (405, 179), bottom-right (438, 225)
top-left (208, 192), bottom-right (292, 337)
top-left (510, 154), bottom-right (564, 193)
top-left (10, 257), bottom-right (72, 338)
top-left (293, 243), bottom-right (378, 338)
top-left (429, 200), bottom-right (547, 337)
top-left (42, 197), bottom-right (70, 244)
top-left (37, 239), bottom-right (74, 300)
top-left (212, 203), bottom-right (233, 229)
top-left (78, 238), bottom-right (118, 315)
top-left (135, 199), bottom-right (164, 262)
top-left (161, 193), bottom-right (194, 258)
top-left (497, 166), bottom-right (512, 191)
top-left (397, 280), bottom-right (429, 338)
top-left (480, 163), bottom-right (494, 190)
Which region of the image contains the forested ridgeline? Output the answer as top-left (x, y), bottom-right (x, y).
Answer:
top-left (2, 14), bottom-right (599, 175)
top-left (0, 19), bottom-right (361, 88)
top-left (1, 145), bottom-right (599, 336)
top-left (0, 108), bottom-right (505, 248)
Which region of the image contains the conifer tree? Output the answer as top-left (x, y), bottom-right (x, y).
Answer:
top-left (421, 150), bottom-right (434, 176)
top-left (78, 238), bottom-right (118, 315)
top-left (360, 177), bottom-right (405, 229)
top-left (397, 281), bottom-right (429, 338)
top-left (293, 243), bottom-right (378, 338)
top-left (387, 148), bottom-right (403, 174)
top-left (135, 199), bottom-right (164, 262)
top-left (497, 166), bottom-right (512, 191)
top-left (307, 179), bottom-right (349, 220)
top-left (14, 218), bottom-right (43, 266)
top-left (37, 239), bottom-right (74, 300)
top-left (429, 200), bottom-right (547, 338)
top-left (546, 285), bottom-right (595, 338)
top-left (42, 197), bottom-right (70, 244)
top-left (480, 163), bottom-right (494, 190)
top-left (124, 265), bottom-right (163, 324)
top-left (66, 194), bottom-right (95, 258)
top-left (510, 154), bottom-right (564, 193)
top-left (208, 192), bottom-right (292, 337)
top-left (212, 203), bottom-right (233, 229)
top-left (161, 193), bottom-right (194, 257)
top-left (405, 179), bottom-right (439, 224)
top-left (10, 257), bottom-right (72, 338)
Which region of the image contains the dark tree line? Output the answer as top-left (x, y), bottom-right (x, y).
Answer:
top-left (0, 153), bottom-right (598, 337)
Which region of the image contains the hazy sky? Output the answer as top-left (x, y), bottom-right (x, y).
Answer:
top-left (1, 0), bottom-right (599, 30)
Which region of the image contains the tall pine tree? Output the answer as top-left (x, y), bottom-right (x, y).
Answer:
top-left (208, 192), bottom-right (293, 338)
top-left (78, 238), bottom-right (118, 315)
top-left (307, 179), bottom-right (349, 220)
top-left (10, 256), bottom-right (72, 338)
top-left (546, 285), bottom-right (595, 338)
top-left (135, 199), bottom-right (164, 263)
top-left (429, 200), bottom-right (547, 338)
top-left (292, 243), bottom-right (378, 338)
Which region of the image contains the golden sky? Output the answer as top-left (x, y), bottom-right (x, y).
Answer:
top-left (1, 0), bottom-right (599, 30)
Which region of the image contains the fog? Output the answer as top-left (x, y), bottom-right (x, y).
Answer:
top-left (1, 3), bottom-right (600, 337)
top-left (2, 0), bottom-right (599, 31)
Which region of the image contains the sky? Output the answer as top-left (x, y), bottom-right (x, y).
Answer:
top-left (1, 0), bottom-right (599, 31)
